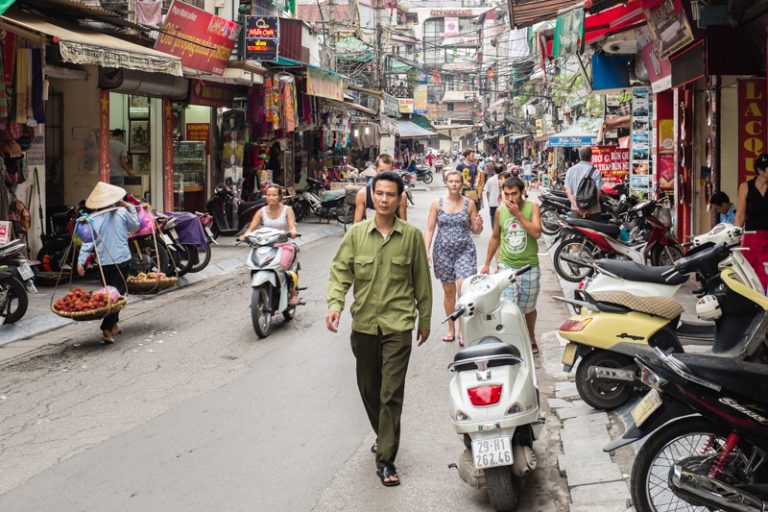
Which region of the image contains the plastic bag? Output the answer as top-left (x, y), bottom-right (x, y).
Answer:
top-left (93, 285), bottom-right (122, 302)
top-left (132, 205), bottom-right (156, 237)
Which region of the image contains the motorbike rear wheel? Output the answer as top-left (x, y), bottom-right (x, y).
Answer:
top-left (540, 206), bottom-right (561, 236)
top-left (0, 277), bottom-right (27, 324)
top-left (485, 465), bottom-right (519, 512)
top-left (422, 172), bottom-right (434, 184)
top-left (251, 285), bottom-right (272, 338)
top-left (336, 204), bottom-right (354, 225)
top-left (650, 244), bottom-right (684, 267)
top-left (553, 237), bottom-right (598, 282)
top-left (187, 243), bottom-right (212, 273)
top-left (630, 417), bottom-right (733, 512)
top-left (575, 349), bottom-right (635, 410)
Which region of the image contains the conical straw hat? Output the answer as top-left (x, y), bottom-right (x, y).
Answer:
top-left (85, 181), bottom-right (126, 209)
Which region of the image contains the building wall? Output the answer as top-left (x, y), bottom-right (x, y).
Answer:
top-left (52, 68), bottom-right (102, 207)
top-left (720, 76), bottom-right (739, 203)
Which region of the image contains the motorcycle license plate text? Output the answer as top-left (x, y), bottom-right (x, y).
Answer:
top-left (18, 263), bottom-right (33, 281)
top-left (562, 343), bottom-right (578, 366)
top-left (631, 389), bottom-right (662, 427)
top-left (472, 436), bottom-right (513, 469)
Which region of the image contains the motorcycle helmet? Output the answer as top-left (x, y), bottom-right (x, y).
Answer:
top-left (696, 294), bottom-right (722, 321)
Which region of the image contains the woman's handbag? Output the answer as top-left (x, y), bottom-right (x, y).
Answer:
top-left (463, 189), bottom-right (479, 202)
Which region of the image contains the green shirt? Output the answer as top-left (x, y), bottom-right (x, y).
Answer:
top-left (327, 217), bottom-right (433, 335)
top-left (499, 200), bottom-right (539, 268)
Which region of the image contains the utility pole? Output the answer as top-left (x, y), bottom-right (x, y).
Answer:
top-left (373, 0), bottom-right (385, 91)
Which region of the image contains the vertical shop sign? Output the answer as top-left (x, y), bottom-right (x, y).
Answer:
top-left (163, 98), bottom-right (175, 210)
top-left (245, 16), bottom-right (279, 61)
top-left (414, 85), bottom-right (428, 114)
top-left (399, 98), bottom-right (414, 114)
top-left (630, 87), bottom-right (652, 196)
top-left (99, 90), bottom-right (110, 182)
top-left (738, 79), bottom-right (767, 184)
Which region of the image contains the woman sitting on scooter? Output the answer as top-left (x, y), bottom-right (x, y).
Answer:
top-left (240, 184), bottom-right (300, 305)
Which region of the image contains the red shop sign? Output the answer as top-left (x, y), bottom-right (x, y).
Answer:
top-left (155, 0), bottom-right (240, 75)
top-left (737, 79), bottom-right (767, 184)
top-left (189, 79), bottom-right (239, 108)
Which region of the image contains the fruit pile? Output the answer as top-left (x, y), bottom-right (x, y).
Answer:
top-left (127, 272), bottom-right (169, 282)
top-left (54, 289), bottom-right (117, 313)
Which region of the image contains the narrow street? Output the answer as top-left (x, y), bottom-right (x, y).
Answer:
top-left (0, 189), bottom-right (571, 512)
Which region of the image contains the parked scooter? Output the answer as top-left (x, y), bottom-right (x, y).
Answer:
top-left (605, 347), bottom-right (768, 512)
top-left (0, 239), bottom-right (36, 324)
top-left (553, 199), bottom-right (683, 282)
top-left (555, 243), bottom-right (768, 410)
top-left (446, 265), bottom-right (543, 511)
top-left (245, 227), bottom-right (300, 338)
top-left (206, 184), bottom-right (264, 239)
top-left (538, 193), bottom-right (572, 236)
top-left (412, 164), bottom-right (434, 184)
top-left (37, 204), bottom-right (81, 272)
top-left (295, 177), bottom-right (353, 225)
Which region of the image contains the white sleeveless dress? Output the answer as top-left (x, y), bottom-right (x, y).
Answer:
top-left (261, 205), bottom-right (290, 232)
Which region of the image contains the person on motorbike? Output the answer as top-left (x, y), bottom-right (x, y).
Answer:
top-left (240, 184), bottom-right (299, 305)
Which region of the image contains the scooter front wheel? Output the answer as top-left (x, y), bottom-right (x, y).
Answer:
top-left (539, 206), bottom-right (561, 236)
top-left (251, 286), bottom-right (272, 338)
top-left (485, 465), bottom-right (519, 512)
top-left (553, 237), bottom-right (598, 282)
top-left (575, 349), bottom-right (635, 410)
top-left (422, 172), bottom-right (434, 184)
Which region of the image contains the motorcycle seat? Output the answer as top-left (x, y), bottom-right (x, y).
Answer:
top-left (672, 353), bottom-right (768, 402)
top-left (567, 218), bottom-right (621, 238)
top-left (549, 190), bottom-right (568, 198)
top-left (452, 341), bottom-right (522, 371)
top-left (594, 260), bottom-right (689, 286)
top-left (544, 195), bottom-right (571, 206)
top-left (591, 291), bottom-right (683, 320)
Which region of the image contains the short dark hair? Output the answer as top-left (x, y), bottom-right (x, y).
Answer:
top-left (265, 183), bottom-right (283, 196)
top-left (463, 149), bottom-right (474, 158)
top-left (756, 153), bottom-right (768, 172)
top-left (709, 191), bottom-right (729, 205)
top-left (578, 146), bottom-right (592, 161)
top-left (111, 128), bottom-right (125, 137)
top-left (375, 153), bottom-right (393, 167)
top-left (503, 176), bottom-right (526, 191)
top-left (371, 171), bottom-right (404, 196)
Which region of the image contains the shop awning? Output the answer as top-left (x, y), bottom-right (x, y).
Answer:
top-left (397, 120), bottom-right (435, 139)
top-left (584, 1), bottom-right (647, 45)
top-left (548, 123), bottom-right (599, 147)
top-left (505, 133), bottom-right (532, 142)
top-left (185, 61), bottom-right (265, 85)
top-left (0, 8), bottom-right (182, 76)
top-left (508, 0), bottom-right (582, 29)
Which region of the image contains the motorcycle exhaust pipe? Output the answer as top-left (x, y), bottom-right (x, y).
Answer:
top-left (512, 445), bottom-right (537, 478)
top-left (671, 463), bottom-right (768, 512)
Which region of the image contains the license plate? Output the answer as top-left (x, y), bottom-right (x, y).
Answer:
top-left (631, 389), bottom-right (663, 427)
top-left (18, 262), bottom-right (33, 281)
top-left (471, 436), bottom-right (513, 469)
top-left (204, 227), bottom-right (214, 239)
top-left (170, 228), bottom-right (179, 239)
top-left (161, 234), bottom-right (174, 246)
top-left (562, 343), bottom-right (578, 366)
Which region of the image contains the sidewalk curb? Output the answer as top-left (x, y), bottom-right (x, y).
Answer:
top-left (0, 223), bottom-right (344, 351)
top-left (540, 236), bottom-right (635, 512)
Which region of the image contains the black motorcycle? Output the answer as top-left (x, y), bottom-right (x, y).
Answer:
top-left (206, 184), bottom-right (265, 239)
top-left (295, 177), bottom-right (353, 225)
top-left (0, 239), bottom-right (36, 324)
top-left (37, 205), bottom-right (80, 272)
top-left (412, 164), bottom-right (434, 184)
top-left (606, 347), bottom-right (768, 512)
top-left (539, 191), bottom-right (572, 235)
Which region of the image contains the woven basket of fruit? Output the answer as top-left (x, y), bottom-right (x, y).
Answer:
top-left (126, 272), bottom-right (177, 294)
top-left (52, 289), bottom-right (127, 321)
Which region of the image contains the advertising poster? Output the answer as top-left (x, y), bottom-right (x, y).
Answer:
top-left (155, 0), bottom-right (240, 75)
top-left (737, 79), bottom-right (767, 184)
top-left (414, 85), bottom-right (428, 114)
top-left (591, 146), bottom-right (629, 187)
top-left (630, 87), bottom-right (652, 196)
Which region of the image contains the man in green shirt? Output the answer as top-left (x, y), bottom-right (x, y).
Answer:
top-left (326, 171), bottom-right (432, 487)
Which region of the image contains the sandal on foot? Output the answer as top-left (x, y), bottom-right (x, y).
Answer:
top-left (370, 442), bottom-right (377, 454)
top-left (376, 465), bottom-right (400, 487)
top-left (102, 331), bottom-right (115, 344)
top-left (531, 343), bottom-right (540, 355)
top-left (457, 336), bottom-right (464, 348)
top-left (288, 296), bottom-right (299, 306)
top-left (442, 334), bottom-right (455, 342)
top-left (111, 325), bottom-right (122, 335)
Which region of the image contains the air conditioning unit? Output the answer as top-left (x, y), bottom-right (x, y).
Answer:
top-left (602, 32), bottom-right (638, 54)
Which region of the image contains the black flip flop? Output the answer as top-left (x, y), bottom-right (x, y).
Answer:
top-left (376, 465), bottom-right (400, 487)
top-left (370, 443), bottom-right (377, 454)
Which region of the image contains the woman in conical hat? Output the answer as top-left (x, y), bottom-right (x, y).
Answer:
top-left (77, 181), bottom-right (139, 343)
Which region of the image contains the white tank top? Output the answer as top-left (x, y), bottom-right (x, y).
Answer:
top-left (261, 205), bottom-right (289, 231)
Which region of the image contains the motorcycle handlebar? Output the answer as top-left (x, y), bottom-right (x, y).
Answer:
top-left (514, 265), bottom-right (532, 277)
top-left (443, 306), bottom-right (466, 323)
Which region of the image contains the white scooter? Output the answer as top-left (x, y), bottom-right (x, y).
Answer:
top-left (584, 223), bottom-right (763, 297)
top-left (446, 265), bottom-right (544, 512)
top-left (244, 227), bottom-right (300, 338)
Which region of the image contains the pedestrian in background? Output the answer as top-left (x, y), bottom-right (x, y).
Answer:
top-left (327, 171), bottom-right (432, 488)
top-left (456, 149), bottom-right (484, 210)
top-left (485, 170), bottom-right (507, 229)
top-left (735, 153), bottom-right (768, 289)
top-left (77, 182), bottom-right (139, 343)
top-left (424, 169), bottom-right (483, 346)
top-left (353, 153), bottom-right (407, 223)
top-left (481, 176), bottom-right (542, 354)
top-left (109, 129), bottom-right (134, 187)
top-left (565, 146), bottom-right (601, 220)
top-left (710, 191), bottom-right (736, 224)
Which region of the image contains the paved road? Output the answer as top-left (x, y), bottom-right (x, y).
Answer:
top-left (0, 188), bottom-right (570, 512)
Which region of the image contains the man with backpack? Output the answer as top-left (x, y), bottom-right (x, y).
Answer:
top-left (565, 146), bottom-right (602, 221)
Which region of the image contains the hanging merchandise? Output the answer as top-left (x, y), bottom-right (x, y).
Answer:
top-left (14, 48), bottom-right (29, 125)
top-left (278, 74), bottom-right (297, 133)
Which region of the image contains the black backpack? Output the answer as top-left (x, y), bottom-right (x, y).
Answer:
top-left (575, 166), bottom-right (599, 210)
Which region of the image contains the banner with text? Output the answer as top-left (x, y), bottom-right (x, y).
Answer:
top-left (738, 79), bottom-right (767, 184)
top-left (307, 67), bottom-right (344, 102)
top-left (155, 0), bottom-right (240, 75)
top-left (245, 16), bottom-right (279, 61)
top-left (591, 145), bottom-right (629, 187)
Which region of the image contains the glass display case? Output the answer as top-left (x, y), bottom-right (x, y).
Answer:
top-left (174, 141), bottom-right (206, 211)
